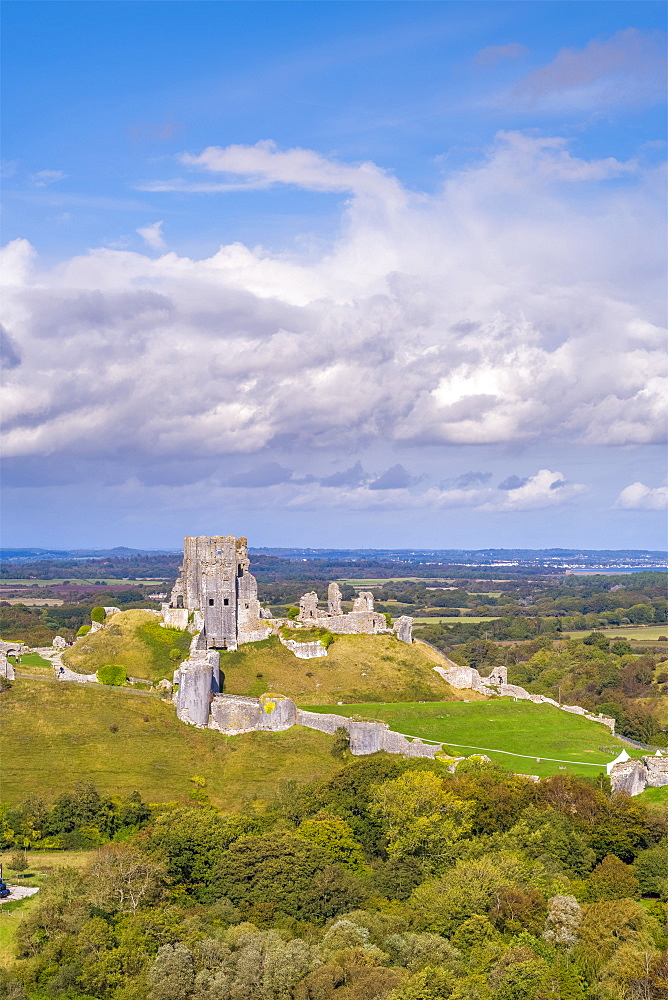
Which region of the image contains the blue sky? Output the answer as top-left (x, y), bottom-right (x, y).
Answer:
top-left (1, 1), bottom-right (667, 549)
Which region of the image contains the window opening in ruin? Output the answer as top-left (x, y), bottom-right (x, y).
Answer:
top-left (223, 598), bottom-right (229, 606)
top-left (245, 603), bottom-right (249, 609)
top-left (208, 598), bottom-right (214, 606)
top-left (237, 565), bottom-right (243, 577)
top-left (176, 595), bottom-right (183, 608)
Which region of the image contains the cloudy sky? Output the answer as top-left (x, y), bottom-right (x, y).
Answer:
top-left (2, 1), bottom-right (666, 550)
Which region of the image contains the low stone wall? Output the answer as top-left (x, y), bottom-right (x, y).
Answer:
top-left (0, 653), bottom-right (15, 681)
top-left (162, 605), bottom-right (190, 630)
top-left (434, 663), bottom-right (616, 731)
top-left (210, 693), bottom-right (296, 734)
top-left (279, 637), bottom-right (328, 659)
top-left (294, 709), bottom-right (442, 758)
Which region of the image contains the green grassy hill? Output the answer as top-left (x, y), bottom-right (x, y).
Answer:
top-left (1, 678), bottom-right (339, 809)
top-left (62, 609), bottom-right (192, 681)
top-left (218, 633), bottom-right (472, 704)
top-left (305, 700), bottom-right (638, 778)
top-left (62, 611), bottom-right (473, 703)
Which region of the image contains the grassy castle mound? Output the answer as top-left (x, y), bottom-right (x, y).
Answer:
top-left (61, 609), bottom-right (469, 703)
top-left (62, 609), bottom-right (192, 682)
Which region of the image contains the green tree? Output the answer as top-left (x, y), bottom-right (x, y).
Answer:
top-left (331, 726), bottom-right (351, 759)
top-left (204, 832), bottom-right (363, 921)
top-left (90, 607), bottom-right (106, 623)
top-left (97, 664), bottom-right (127, 686)
top-left (148, 943), bottom-right (194, 1000)
top-left (370, 771), bottom-right (473, 866)
top-left (298, 812), bottom-right (369, 872)
top-left (633, 846), bottom-right (668, 899)
top-left (587, 854), bottom-right (640, 901)
top-left (9, 851), bottom-right (28, 878)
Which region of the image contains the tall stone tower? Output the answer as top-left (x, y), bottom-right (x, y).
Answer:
top-left (169, 535), bottom-right (267, 650)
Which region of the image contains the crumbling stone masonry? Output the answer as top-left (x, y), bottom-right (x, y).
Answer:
top-left (297, 587), bottom-right (413, 643)
top-left (179, 687), bottom-right (443, 758)
top-left (164, 535), bottom-right (270, 651)
top-left (609, 753), bottom-right (668, 796)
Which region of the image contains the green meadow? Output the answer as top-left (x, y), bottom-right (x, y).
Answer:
top-left (0, 678), bottom-right (340, 810)
top-left (304, 700), bottom-right (637, 778)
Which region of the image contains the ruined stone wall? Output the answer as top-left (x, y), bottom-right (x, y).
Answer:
top-left (294, 709), bottom-right (442, 758)
top-left (161, 606), bottom-right (189, 630)
top-left (328, 583), bottom-right (342, 615)
top-left (393, 616), bottom-right (414, 644)
top-left (279, 637), bottom-right (328, 659)
top-left (209, 693), bottom-right (296, 735)
top-left (0, 653), bottom-right (15, 681)
top-left (608, 757), bottom-right (664, 796)
top-left (352, 592), bottom-right (374, 613)
top-left (316, 612), bottom-right (388, 635)
top-left (299, 592), bottom-right (320, 621)
top-left (174, 649), bottom-right (220, 728)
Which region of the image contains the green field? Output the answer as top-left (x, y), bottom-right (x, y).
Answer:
top-left (412, 616), bottom-right (501, 624)
top-left (0, 678), bottom-right (339, 809)
top-left (635, 784), bottom-right (668, 815)
top-left (304, 700), bottom-right (635, 778)
top-left (562, 626), bottom-right (668, 641)
top-left (12, 652), bottom-right (53, 675)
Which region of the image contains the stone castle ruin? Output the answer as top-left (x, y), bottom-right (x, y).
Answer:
top-left (298, 582), bottom-right (413, 641)
top-left (151, 532), bottom-right (668, 789)
top-left (165, 532), bottom-right (421, 753)
top-left (162, 535), bottom-right (271, 650)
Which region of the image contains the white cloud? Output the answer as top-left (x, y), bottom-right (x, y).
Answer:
top-left (615, 482), bottom-right (668, 511)
top-left (137, 220), bottom-right (167, 251)
top-left (30, 169), bottom-right (67, 187)
top-left (140, 139), bottom-right (404, 207)
top-left (1, 133), bottom-right (665, 473)
top-left (180, 467), bottom-right (586, 513)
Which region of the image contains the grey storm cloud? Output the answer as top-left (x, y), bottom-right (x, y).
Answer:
top-left (453, 471), bottom-right (493, 489)
top-left (0, 325), bottom-right (21, 369)
top-left (225, 462), bottom-right (293, 487)
top-left (320, 462), bottom-right (366, 488)
top-left (1, 130), bottom-right (665, 481)
top-left (498, 475), bottom-right (529, 491)
top-left (368, 464), bottom-right (414, 490)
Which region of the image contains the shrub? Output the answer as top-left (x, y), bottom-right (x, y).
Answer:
top-left (77, 625), bottom-right (91, 637)
top-left (169, 647), bottom-right (183, 661)
top-left (90, 607), bottom-right (106, 623)
top-left (286, 606), bottom-right (300, 620)
top-left (97, 664), bottom-right (127, 686)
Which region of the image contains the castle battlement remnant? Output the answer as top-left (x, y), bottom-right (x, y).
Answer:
top-left (163, 534), bottom-right (270, 651)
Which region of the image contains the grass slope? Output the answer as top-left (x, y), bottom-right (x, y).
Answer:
top-left (304, 700), bottom-right (635, 778)
top-left (0, 679), bottom-right (339, 809)
top-left (219, 634), bottom-right (472, 704)
top-left (62, 610), bottom-right (191, 681)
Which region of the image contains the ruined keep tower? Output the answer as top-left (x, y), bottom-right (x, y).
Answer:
top-left (169, 535), bottom-right (267, 650)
